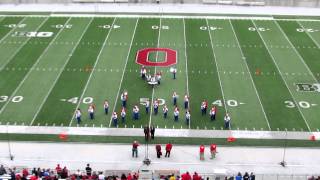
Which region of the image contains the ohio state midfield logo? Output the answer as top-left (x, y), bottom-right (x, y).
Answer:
top-left (136, 48), bottom-right (177, 67)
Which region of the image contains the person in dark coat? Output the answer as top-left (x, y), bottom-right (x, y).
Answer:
top-left (144, 125), bottom-right (150, 141)
top-left (150, 125), bottom-right (155, 140)
top-left (156, 144), bottom-right (162, 158)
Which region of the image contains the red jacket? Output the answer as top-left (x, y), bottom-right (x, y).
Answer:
top-left (166, 143), bottom-right (172, 151)
top-left (193, 174), bottom-right (201, 180)
top-left (181, 173), bottom-right (192, 180)
top-left (210, 144), bottom-right (217, 152)
top-left (200, 145), bottom-right (205, 153)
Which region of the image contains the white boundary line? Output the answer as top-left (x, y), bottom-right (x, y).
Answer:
top-left (274, 20), bottom-right (319, 83)
top-left (182, 18), bottom-right (190, 129)
top-left (297, 21), bottom-right (320, 56)
top-left (252, 20), bottom-right (311, 132)
top-left (0, 125), bottom-right (317, 140)
top-left (228, 19), bottom-right (271, 131)
top-left (108, 18), bottom-right (139, 127)
top-left (30, 18), bottom-right (94, 126)
top-left (205, 18), bottom-right (229, 128)
top-left (0, 16), bottom-right (55, 115)
top-left (148, 17), bottom-right (162, 128)
top-left (69, 17), bottom-right (117, 126)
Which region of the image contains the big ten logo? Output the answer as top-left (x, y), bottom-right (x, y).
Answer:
top-left (296, 83), bottom-right (320, 92)
top-left (136, 48), bottom-right (177, 67)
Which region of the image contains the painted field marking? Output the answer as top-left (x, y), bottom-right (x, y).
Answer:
top-left (108, 18), bottom-right (139, 127)
top-left (30, 18), bottom-right (94, 126)
top-left (69, 18), bottom-right (117, 126)
top-left (182, 18), bottom-right (190, 129)
top-left (229, 19), bottom-right (271, 130)
top-left (252, 20), bottom-right (311, 132)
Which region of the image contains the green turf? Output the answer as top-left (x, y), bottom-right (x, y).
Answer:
top-left (0, 15), bottom-right (320, 142)
top-left (33, 18), bottom-right (114, 126)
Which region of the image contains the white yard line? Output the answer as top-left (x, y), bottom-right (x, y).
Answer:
top-left (252, 20), bottom-right (311, 132)
top-left (228, 19), bottom-right (271, 131)
top-left (30, 18), bottom-right (94, 126)
top-left (205, 18), bottom-right (229, 128)
top-left (69, 18), bottom-right (117, 126)
top-left (182, 18), bottom-right (191, 129)
top-left (274, 20), bottom-right (319, 83)
top-left (108, 18), bottom-right (139, 127)
top-left (296, 21), bottom-right (320, 55)
top-left (148, 17), bottom-right (162, 128)
top-left (0, 16), bottom-right (57, 115)
top-left (0, 17), bottom-right (37, 70)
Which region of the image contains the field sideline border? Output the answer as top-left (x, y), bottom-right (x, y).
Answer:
top-left (2, 14), bottom-right (320, 22)
top-left (0, 125), bottom-right (318, 141)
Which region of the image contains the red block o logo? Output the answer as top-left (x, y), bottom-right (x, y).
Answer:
top-left (136, 48), bottom-right (177, 67)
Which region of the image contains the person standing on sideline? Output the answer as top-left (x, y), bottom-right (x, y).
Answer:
top-left (75, 108), bottom-right (81, 124)
top-left (153, 99), bottom-right (159, 115)
top-left (165, 142), bottom-right (172, 157)
top-left (156, 144), bottom-right (162, 158)
top-left (156, 71), bottom-right (162, 85)
top-left (210, 143), bottom-right (217, 159)
top-left (88, 104), bottom-right (95, 120)
top-left (199, 144), bottom-right (205, 160)
top-left (209, 106), bottom-right (217, 121)
top-left (112, 112), bottom-right (118, 127)
top-left (103, 100), bottom-right (109, 115)
top-left (132, 141), bottom-right (139, 158)
top-left (184, 94), bottom-right (189, 109)
top-left (172, 92), bottom-right (178, 106)
top-left (144, 125), bottom-right (150, 141)
top-left (150, 125), bottom-right (155, 140)
top-left (121, 107), bottom-right (126, 123)
top-left (224, 113), bottom-right (231, 129)
top-left (85, 164), bottom-right (92, 176)
top-left (145, 99), bottom-right (150, 114)
top-left (185, 110), bottom-right (191, 125)
top-left (163, 104), bottom-right (169, 119)
top-left (174, 106), bottom-right (179, 122)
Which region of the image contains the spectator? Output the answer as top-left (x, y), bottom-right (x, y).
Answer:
top-left (55, 164), bottom-right (62, 177)
top-left (181, 171), bottom-right (191, 180)
top-left (169, 174), bottom-right (176, 180)
top-left (235, 172), bottom-right (242, 180)
top-left (0, 165), bottom-right (7, 175)
top-left (22, 168), bottom-right (29, 178)
top-left (127, 173), bottom-right (132, 180)
top-left (98, 171), bottom-right (105, 180)
top-left (243, 172), bottom-right (249, 180)
top-left (156, 144), bottom-right (162, 158)
top-left (150, 125), bottom-right (155, 140)
top-left (120, 173), bottom-right (127, 180)
top-left (132, 140), bottom-right (139, 158)
top-left (85, 164), bottom-right (92, 176)
top-left (165, 142), bottom-right (173, 157)
top-left (61, 166), bottom-right (68, 179)
top-left (133, 172), bottom-right (139, 180)
top-left (249, 172), bottom-right (255, 180)
top-left (192, 172), bottom-right (201, 180)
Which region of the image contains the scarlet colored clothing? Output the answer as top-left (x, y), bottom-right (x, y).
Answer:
top-left (199, 145), bottom-right (205, 153)
top-left (133, 143), bottom-right (139, 148)
top-left (181, 173), bottom-right (192, 180)
top-left (166, 143), bottom-right (172, 151)
top-left (193, 174), bottom-right (201, 180)
top-left (210, 144), bottom-right (217, 152)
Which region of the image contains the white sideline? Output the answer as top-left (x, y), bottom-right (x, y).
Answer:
top-left (0, 125), bottom-right (319, 141)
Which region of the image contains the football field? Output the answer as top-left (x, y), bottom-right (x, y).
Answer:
top-left (0, 14), bottom-right (320, 133)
